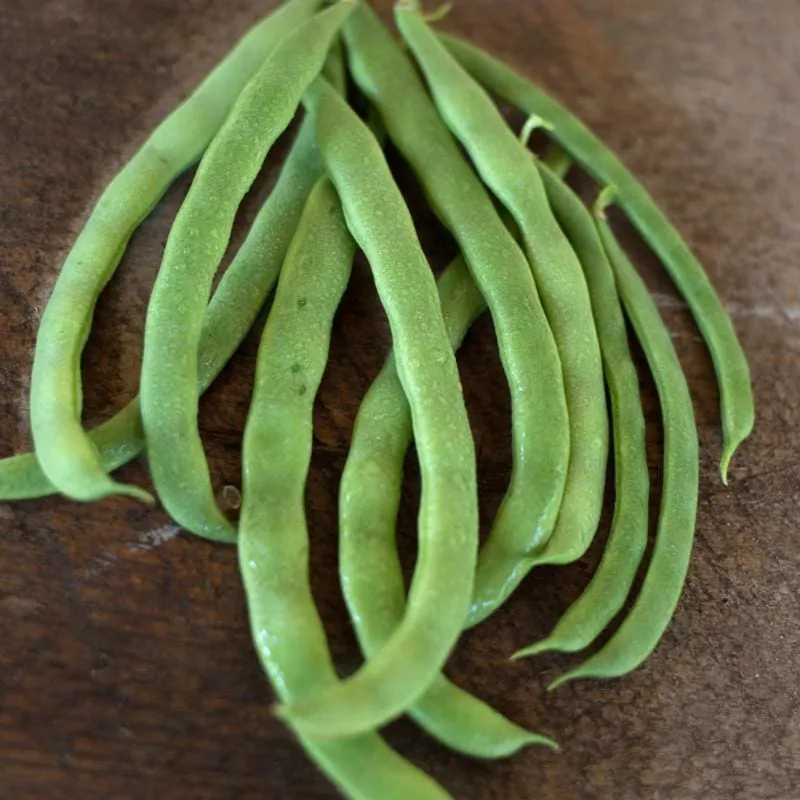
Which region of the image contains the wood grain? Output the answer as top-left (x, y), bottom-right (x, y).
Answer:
top-left (1, 0), bottom-right (798, 797)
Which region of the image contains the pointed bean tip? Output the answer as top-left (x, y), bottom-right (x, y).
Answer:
top-left (546, 676), bottom-right (568, 692)
top-left (512, 639), bottom-right (554, 660)
top-left (521, 732), bottom-right (560, 752)
top-left (720, 458), bottom-right (731, 486)
top-left (720, 433), bottom-right (748, 485)
top-left (116, 483), bottom-right (155, 505)
top-left (593, 184), bottom-right (618, 218)
top-left (521, 114), bottom-right (555, 145)
top-left (541, 737), bottom-right (560, 752)
top-left (519, 115), bottom-right (538, 147)
top-left (720, 440), bottom-right (738, 484)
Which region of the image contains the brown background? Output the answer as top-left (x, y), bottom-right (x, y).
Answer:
top-left (1, 0), bottom-right (798, 797)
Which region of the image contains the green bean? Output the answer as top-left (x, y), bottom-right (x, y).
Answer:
top-left (0, 114), bottom-right (324, 510)
top-left (239, 176), bottom-right (449, 800)
top-left (441, 33), bottom-right (753, 482)
top-left (321, 31), bottom-right (348, 94)
top-left (340, 255), bottom-right (556, 757)
top-left (397, 4), bottom-right (608, 573)
top-left (275, 76), bottom-right (477, 740)
top-left (333, 26), bottom-right (558, 737)
top-left (139, 1), bottom-right (354, 542)
top-left (514, 163), bottom-right (649, 659)
top-left (549, 190), bottom-right (699, 688)
top-left (25, 0), bottom-right (323, 504)
top-left (343, 1), bottom-right (568, 630)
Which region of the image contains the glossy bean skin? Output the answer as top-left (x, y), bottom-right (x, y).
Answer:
top-left (239, 176), bottom-right (449, 800)
top-left (549, 197), bottom-right (699, 688)
top-left (397, 5), bottom-right (608, 576)
top-left (24, 0), bottom-right (322, 504)
top-left (139, 2), bottom-right (354, 542)
top-left (340, 255), bottom-right (556, 757)
top-left (0, 116), bottom-right (323, 511)
top-left (343, 1), bottom-right (569, 629)
top-left (275, 77), bottom-right (478, 741)
top-left (515, 163), bottom-right (650, 659)
top-left (441, 33), bottom-right (753, 481)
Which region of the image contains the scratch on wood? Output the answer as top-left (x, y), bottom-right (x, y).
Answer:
top-left (126, 523), bottom-right (182, 552)
top-left (78, 523), bottom-right (182, 577)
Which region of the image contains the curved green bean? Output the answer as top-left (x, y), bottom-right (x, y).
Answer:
top-left (139, 1), bottom-right (354, 542)
top-left (441, 32), bottom-right (753, 482)
top-left (397, 4), bottom-right (608, 573)
top-left (0, 115), bottom-right (324, 512)
top-left (25, 0), bottom-right (323, 504)
top-left (341, 11), bottom-right (554, 753)
top-left (276, 76), bottom-right (478, 741)
top-left (239, 176), bottom-right (448, 800)
top-left (343, 1), bottom-right (568, 631)
top-left (515, 163), bottom-right (649, 659)
top-left (341, 255), bottom-right (556, 757)
top-left (550, 191), bottom-right (699, 688)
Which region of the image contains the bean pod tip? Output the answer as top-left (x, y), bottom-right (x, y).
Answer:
top-left (593, 184), bottom-right (619, 219)
top-left (111, 482), bottom-right (156, 505)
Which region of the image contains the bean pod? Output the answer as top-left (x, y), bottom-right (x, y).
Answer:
top-left (441, 32), bottom-right (753, 481)
top-left (516, 164), bottom-right (650, 659)
top-left (25, 0), bottom-right (323, 504)
top-left (139, 1), bottom-right (354, 541)
top-left (550, 190), bottom-right (700, 687)
top-left (397, 4), bottom-right (609, 576)
top-left (239, 172), bottom-right (449, 800)
top-left (276, 76), bottom-right (478, 741)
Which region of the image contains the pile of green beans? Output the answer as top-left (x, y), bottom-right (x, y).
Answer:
top-left (1, 1), bottom-right (752, 796)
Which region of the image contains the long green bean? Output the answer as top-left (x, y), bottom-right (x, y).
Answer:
top-left (139, 1), bottom-right (354, 542)
top-left (441, 32), bottom-right (753, 481)
top-left (550, 190), bottom-right (699, 687)
top-left (341, 254), bottom-right (556, 756)
top-left (239, 175), bottom-right (449, 800)
top-left (341, 0), bottom-right (567, 681)
top-left (0, 115), bottom-right (323, 514)
top-left (276, 76), bottom-right (477, 740)
top-left (515, 164), bottom-right (649, 659)
top-left (25, 0), bottom-right (322, 504)
top-left (397, 4), bottom-right (608, 573)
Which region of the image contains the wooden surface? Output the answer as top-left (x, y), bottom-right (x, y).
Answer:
top-left (1, 0), bottom-right (798, 797)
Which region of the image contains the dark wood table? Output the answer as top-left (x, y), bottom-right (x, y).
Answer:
top-left (1, 0), bottom-right (797, 797)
